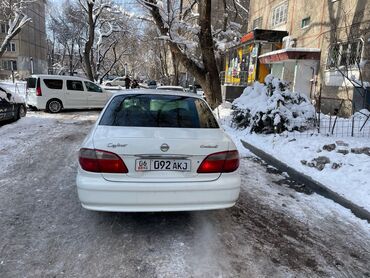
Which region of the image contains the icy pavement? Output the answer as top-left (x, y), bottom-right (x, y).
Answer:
top-left (0, 111), bottom-right (369, 277)
top-left (217, 105), bottom-right (370, 213)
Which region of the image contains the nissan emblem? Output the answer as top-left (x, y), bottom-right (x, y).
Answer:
top-left (160, 143), bottom-right (169, 152)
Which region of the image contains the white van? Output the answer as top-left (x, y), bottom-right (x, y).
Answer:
top-left (26, 75), bottom-right (113, 113)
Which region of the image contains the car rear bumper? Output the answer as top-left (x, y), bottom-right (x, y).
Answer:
top-left (76, 171), bottom-right (240, 212)
top-left (26, 95), bottom-right (46, 109)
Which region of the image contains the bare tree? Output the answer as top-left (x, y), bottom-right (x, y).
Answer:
top-left (77, 0), bottom-right (112, 80)
top-left (139, 0), bottom-right (243, 108)
top-left (0, 0), bottom-right (32, 58)
top-left (48, 2), bottom-right (84, 75)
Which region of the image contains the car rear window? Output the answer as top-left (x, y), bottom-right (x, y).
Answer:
top-left (44, 79), bottom-right (63, 89)
top-left (99, 94), bottom-right (219, 128)
top-left (27, 78), bottom-right (36, 89)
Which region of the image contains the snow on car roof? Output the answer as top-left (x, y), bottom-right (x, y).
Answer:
top-left (157, 86), bottom-right (184, 89)
top-left (112, 89), bottom-right (202, 99)
top-left (29, 74), bottom-right (91, 81)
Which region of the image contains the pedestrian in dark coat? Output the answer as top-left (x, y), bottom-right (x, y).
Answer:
top-left (124, 75), bottom-right (131, 89)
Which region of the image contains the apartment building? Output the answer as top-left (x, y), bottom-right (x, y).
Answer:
top-left (0, 0), bottom-right (47, 79)
top-left (247, 0), bottom-right (370, 115)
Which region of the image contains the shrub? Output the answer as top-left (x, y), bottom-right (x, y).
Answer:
top-left (231, 74), bottom-right (316, 134)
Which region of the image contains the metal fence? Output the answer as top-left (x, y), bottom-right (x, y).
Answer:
top-left (287, 114), bottom-right (370, 138)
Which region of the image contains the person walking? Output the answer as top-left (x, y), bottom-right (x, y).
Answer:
top-left (131, 79), bottom-right (139, 89)
top-left (124, 75), bottom-right (131, 89)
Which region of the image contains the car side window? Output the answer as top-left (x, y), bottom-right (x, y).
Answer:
top-left (67, 80), bottom-right (84, 91)
top-left (84, 81), bottom-right (103, 93)
top-left (44, 79), bottom-right (63, 89)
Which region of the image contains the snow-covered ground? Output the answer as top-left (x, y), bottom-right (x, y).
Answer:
top-left (217, 104), bottom-right (370, 212)
top-left (0, 111), bottom-right (99, 172)
top-left (1, 111), bottom-right (369, 277)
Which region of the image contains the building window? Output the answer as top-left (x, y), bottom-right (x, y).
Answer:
top-left (5, 42), bottom-right (16, 52)
top-left (253, 17), bottom-right (263, 29)
top-left (301, 17), bottom-right (310, 28)
top-left (1, 24), bottom-right (9, 33)
top-left (2, 60), bottom-right (17, 71)
top-left (327, 39), bottom-right (363, 69)
top-left (271, 2), bottom-right (288, 27)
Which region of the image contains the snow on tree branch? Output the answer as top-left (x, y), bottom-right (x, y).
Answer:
top-left (0, 0), bottom-right (33, 58)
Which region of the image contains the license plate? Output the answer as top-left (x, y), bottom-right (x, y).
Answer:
top-left (135, 159), bottom-right (191, 172)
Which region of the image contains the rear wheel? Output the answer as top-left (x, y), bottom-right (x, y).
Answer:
top-left (46, 99), bottom-right (62, 113)
top-left (13, 105), bottom-right (26, 121)
top-left (19, 104), bottom-right (26, 118)
top-left (106, 83), bottom-right (112, 86)
top-left (15, 104), bottom-right (26, 120)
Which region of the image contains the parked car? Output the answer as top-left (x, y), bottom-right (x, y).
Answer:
top-left (103, 75), bottom-right (119, 82)
top-left (156, 85), bottom-right (185, 92)
top-left (147, 80), bottom-right (157, 89)
top-left (26, 75), bottom-right (112, 113)
top-left (189, 84), bottom-right (205, 98)
top-left (0, 85), bottom-right (27, 124)
top-left (76, 89), bottom-right (240, 212)
top-left (104, 77), bottom-right (125, 87)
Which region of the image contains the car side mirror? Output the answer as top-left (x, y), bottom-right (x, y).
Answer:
top-left (6, 92), bottom-right (12, 100)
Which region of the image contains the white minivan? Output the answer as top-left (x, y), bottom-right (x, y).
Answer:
top-left (26, 75), bottom-right (112, 113)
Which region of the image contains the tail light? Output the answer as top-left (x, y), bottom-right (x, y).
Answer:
top-left (36, 78), bottom-right (42, 96)
top-left (79, 148), bottom-right (128, 173)
top-left (197, 150), bottom-right (239, 173)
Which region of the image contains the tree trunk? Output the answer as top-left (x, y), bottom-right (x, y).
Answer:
top-left (69, 44), bottom-right (74, 76)
top-left (172, 53), bottom-right (180, 86)
top-left (83, 3), bottom-right (95, 81)
top-left (146, 0), bottom-right (222, 109)
top-left (197, 0), bottom-right (222, 108)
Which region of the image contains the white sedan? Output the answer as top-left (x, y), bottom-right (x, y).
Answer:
top-left (76, 89), bottom-right (240, 212)
top-left (104, 77), bottom-right (125, 87)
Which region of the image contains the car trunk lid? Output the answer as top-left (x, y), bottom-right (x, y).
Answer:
top-left (92, 125), bottom-right (231, 182)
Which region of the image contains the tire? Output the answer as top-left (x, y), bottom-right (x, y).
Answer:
top-left (46, 99), bottom-right (62, 113)
top-left (13, 105), bottom-right (25, 121)
top-left (18, 104), bottom-right (26, 118)
top-left (106, 83), bottom-right (112, 86)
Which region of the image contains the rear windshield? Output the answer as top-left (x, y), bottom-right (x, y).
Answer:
top-left (99, 94), bottom-right (219, 128)
top-left (27, 78), bottom-right (37, 89)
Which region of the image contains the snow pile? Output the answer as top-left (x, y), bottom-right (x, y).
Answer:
top-left (354, 109), bottom-right (370, 119)
top-left (231, 75), bottom-right (316, 134)
top-left (216, 103), bottom-right (370, 212)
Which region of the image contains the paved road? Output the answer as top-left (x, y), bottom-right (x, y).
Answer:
top-left (0, 111), bottom-right (369, 278)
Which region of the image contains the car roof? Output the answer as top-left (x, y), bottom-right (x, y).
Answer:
top-left (29, 75), bottom-right (91, 81)
top-left (111, 89), bottom-right (203, 99)
top-left (157, 86), bottom-right (184, 89)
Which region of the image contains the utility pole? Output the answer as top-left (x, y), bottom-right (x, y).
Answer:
top-left (30, 57), bottom-right (34, 74)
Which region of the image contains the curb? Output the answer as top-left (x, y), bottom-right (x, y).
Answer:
top-left (241, 139), bottom-right (370, 223)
